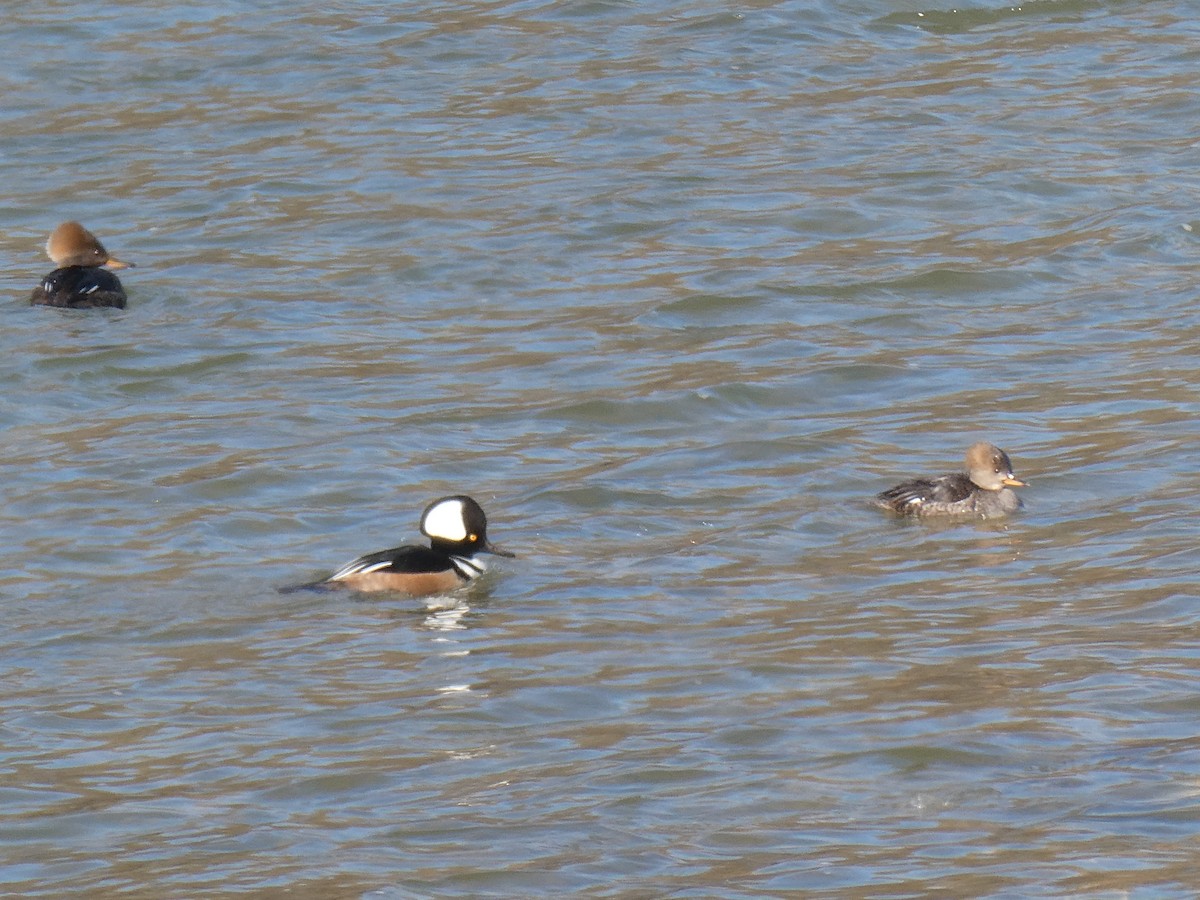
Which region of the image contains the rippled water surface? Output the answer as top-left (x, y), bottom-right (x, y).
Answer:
top-left (3, 0), bottom-right (1200, 895)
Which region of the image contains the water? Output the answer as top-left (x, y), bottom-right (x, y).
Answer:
top-left (2, 0), bottom-right (1200, 894)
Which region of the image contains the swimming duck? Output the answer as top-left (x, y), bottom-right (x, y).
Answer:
top-left (874, 441), bottom-right (1026, 518)
top-left (30, 221), bottom-right (133, 309)
top-left (285, 495), bottom-right (514, 595)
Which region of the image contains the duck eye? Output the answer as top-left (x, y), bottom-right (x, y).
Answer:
top-left (468, 533), bottom-right (478, 542)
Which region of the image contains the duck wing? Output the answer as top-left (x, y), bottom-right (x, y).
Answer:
top-left (326, 545), bottom-right (450, 581)
top-left (875, 472), bottom-right (974, 514)
top-left (31, 266), bottom-right (127, 309)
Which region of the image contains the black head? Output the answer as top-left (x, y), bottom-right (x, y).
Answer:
top-left (420, 495), bottom-right (514, 557)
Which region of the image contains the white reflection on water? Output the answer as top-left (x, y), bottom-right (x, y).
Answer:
top-left (425, 599), bottom-right (473, 632)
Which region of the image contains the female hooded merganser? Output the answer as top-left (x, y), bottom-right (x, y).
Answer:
top-left (874, 441), bottom-right (1027, 518)
top-left (30, 221), bottom-right (133, 309)
top-left (286, 495), bottom-right (515, 595)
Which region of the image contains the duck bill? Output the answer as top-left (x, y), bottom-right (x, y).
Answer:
top-left (482, 541), bottom-right (516, 558)
top-left (1002, 476), bottom-right (1026, 487)
top-left (104, 256), bottom-right (134, 270)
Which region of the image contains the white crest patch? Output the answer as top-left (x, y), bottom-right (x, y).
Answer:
top-left (423, 498), bottom-right (468, 542)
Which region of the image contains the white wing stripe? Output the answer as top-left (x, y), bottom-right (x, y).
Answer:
top-left (329, 559), bottom-right (392, 581)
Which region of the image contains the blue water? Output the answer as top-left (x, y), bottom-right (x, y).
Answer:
top-left (2, 0), bottom-right (1200, 895)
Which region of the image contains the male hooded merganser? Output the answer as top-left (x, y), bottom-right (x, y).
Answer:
top-left (874, 441), bottom-right (1027, 518)
top-left (285, 495), bottom-right (515, 595)
top-left (30, 221), bottom-right (133, 309)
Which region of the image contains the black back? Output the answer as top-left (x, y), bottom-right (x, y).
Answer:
top-left (278, 544), bottom-right (458, 594)
top-left (348, 545), bottom-right (456, 575)
top-left (877, 472), bottom-right (975, 508)
top-left (31, 266), bottom-right (127, 309)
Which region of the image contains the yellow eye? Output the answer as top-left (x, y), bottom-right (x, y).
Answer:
top-left (469, 533), bottom-right (478, 542)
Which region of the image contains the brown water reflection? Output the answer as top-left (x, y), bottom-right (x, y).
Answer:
top-left (2, 0), bottom-right (1200, 896)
